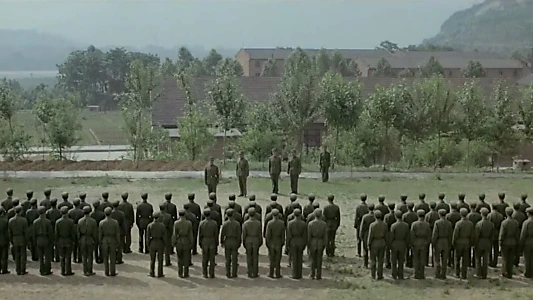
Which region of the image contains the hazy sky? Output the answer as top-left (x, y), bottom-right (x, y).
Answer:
top-left (1, 0), bottom-right (485, 49)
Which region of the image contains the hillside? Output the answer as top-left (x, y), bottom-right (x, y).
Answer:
top-left (425, 0), bottom-right (533, 54)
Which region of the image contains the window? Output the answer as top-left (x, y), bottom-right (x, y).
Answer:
top-left (254, 61), bottom-right (261, 68)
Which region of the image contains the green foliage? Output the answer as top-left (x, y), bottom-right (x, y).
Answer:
top-left (374, 59), bottom-right (396, 77)
top-left (203, 49), bottom-right (223, 76)
top-left (320, 72), bottom-right (362, 131)
top-left (462, 60), bottom-right (487, 78)
top-left (239, 126), bottom-right (283, 162)
top-left (215, 58), bottom-right (244, 77)
top-left (517, 84), bottom-right (533, 139)
top-left (161, 58), bottom-right (177, 76)
top-left (314, 49), bottom-right (361, 77)
top-left (176, 105), bottom-right (214, 161)
top-left (261, 56), bottom-right (279, 76)
top-left (0, 81), bottom-right (30, 161)
top-left (456, 80), bottom-right (490, 141)
top-left (377, 41), bottom-right (400, 52)
top-left (457, 139), bottom-right (492, 168)
top-left (408, 135), bottom-right (462, 168)
top-left (420, 57), bottom-right (445, 77)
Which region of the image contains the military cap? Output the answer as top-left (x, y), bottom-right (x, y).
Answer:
top-left (312, 202), bottom-right (320, 208)
top-left (73, 198), bottom-right (81, 206)
top-left (203, 208), bottom-right (211, 216)
top-left (429, 202), bottom-right (437, 208)
top-left (459, 208), bottom-right (468, 216)
top-left (368, 204), bottom-right (375, 210)
top-left (208, 192), bottom-right (216, 200)
top-left (513, 202), bottom-right (521, 210)
top-left (505, 207), bottom-right (513, 215)
top-left (480, 208), bottom-right (489, 216)
top-left (0, 207), bottom-right (5, 215)
top-left (407, 202), bottom-right (414, 209)
top-left (101, 192), bottom-right (109, 198)
top-left (498, 192), bottom-right (505, 199)
top-left (44, 188), bottom-right (52, 194)
top-left (438, 209), bottom-right (446, 216)
top-left (469, 203), bottom-right (477, 209)
top-left (164, 192), bottom-right (172, 199)
top-left (229, 201), bottom-right (236, 208)
top-left (207, 199), bottom-right (214, 206)
top-left (314, 209), bottom-right (323, 217)
top-left (26, 190), bottom-right (34, 196)
top-left (248, 194), bottom-right (256, 201)
top-left (153, 211), bottom-right (161, 219)
top-left (291, 202), bottom-right (300, 208)
top-left (38, 206), bottom-right (47, 214)
top-left (30, 198), bottom-right (37, 205)
top-left (62, 192), bottom-right (69, 198)
top-left (327, 195), bottom-right (334, 201)
top-left (79, 192), bottom-right (87, 198)
top-left (12, 199), bottom-right (20, 206)
top-left (308, 194), bottom-right (316, 201)
top-left (249, 201), bottom-right (256, 207)
top-left (159, 203), bottom-right (165, 210)
top-left (187, 193), bottom-right (195, 200)
top-left (438, 193), bottom-right (445, 199)
top-left (83, 206), bottom-right (92, 214)
top-left (272, 209), bottom-right (280, 216)
top-left (374, 210), bottom-right (383, 219)
top-left (360, 194), bottom-right (367, 201)
top-left (112, 200), bottom-right (120, 208)
top-left (270, 194), bottom-right (278, 201)
top-left (378, 196), bottom-right (386, 202)
top-left (293, 208), bottom-right (302, 216)
top-left (450, 203), bottom-right (458, 209)
top-left (178, 209), bottom-right (186, 216)
top-left (248, 207), bottom-right (256, 214)
top-left (418, 193), bottom-right (426, 199)
top-left (226, 209), bottom-right (234, 217)
top-left (60, 206), bottom-right (69, 214)
top-left (50, 198), bottom-right (58, 205)
top-left (394, 210), bottom-right (403, 219)
top-left (526, 207), bottom-right (533, 214)
top-left (93, 200), bottom-right (100, 207)
top-left (6, 188), bottom-right (13, 194)
top-left (478, 193), bottom-right (485, 200)
top-left (458, 193), bottom-right (465, 200)
top-left (228, 194), bottom-right (236, 201)
top-left (122, 192), bottom-right (129, 199)
top-left (400, 195), bottom-right (407, 201)
top-left (417, 209), bottom-right (425, 217)
top-left (141, 193), bottom-right (148, 199)
top-left (521, 193), bottom-right (528, 200)
top-left (388, 203), bottom-right (395, 210)
top-left (289, 194), bottom-right (297, 201)
top-left (184, 202), bottom-right (190, 209)
top-left (104, 207), bottom-right (112, 215)
top-left (15, 206), bottom-right (23, 213)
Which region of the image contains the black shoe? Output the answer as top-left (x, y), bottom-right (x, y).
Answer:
top-left (165, 263), bottom-right (172, 267)
top-left (64, 272), bottom-right (75, 276)
top-left (203, 274), bottom-right (209, 279)
top-left (86, 272), bottom-right (95, 276)
top-left (238, 194), bottom-right (243, 197)
top-left (149, 273), bottom-right (155, 277)
top-left (157, 274), bottom-right (165, 278)
top-left (0, 271), bottom-right (10, 275)
top-left (109, 273), bottom-right (118, 277)
top-left (116, 261), bottom-right (124, 265)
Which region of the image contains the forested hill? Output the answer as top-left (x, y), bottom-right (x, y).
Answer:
top-left (424, 0), bottom-right (533, 55)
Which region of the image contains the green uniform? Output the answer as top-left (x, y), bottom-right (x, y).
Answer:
top-left (319, 150), bottom-right (331, 182)
top-left (410, 219), bottom-right (431, 279)
top-left (56, 216), bottom-right (76, 275)
top-left (173, 217), bottom-right (193, 277)
top-left (25, 206), bottom-right (39, 261)
top-left (8, 215), bottom-right (28, 275)
top-left (457, 200), bottom-right (469, 213)
top-left (160, 211), bottom-right (173, 266)
top-left (519, 201), bottom-right (530, 215)
top-left (368, 219), bottom-right (388, 279)
top-left (432, 218), bottom-right (452, 279)
top-left (268, 155), bottom-right (282, 194)
top-left (359, 212), bottom-right (375, 267)
top-left (220, 218), bottom-right (242, 278)
top-left (376, 203), bottom-right (390, 218)
top-left (99, 200), bottom-right (112, 212)
top-left (99, 217), bottom-right (121, 276)
top-left (488, 210), bottom-right (504, 267)
top-left (474, 218), bottom-right (495, 279)
top-left (446, 210), bottom-right (461, 267)
top-left (494, 202), bottom-right (509, 216)
top-left (266, 217), bottom-right (285, 278)
top-left (402, 210), bottom-right (417, 267)
top-left (303, 202), bottom-right (315, 221)
top-left (46, 206), bottom-right (61, 262)
top-left (308, 217), bottom-right (327, 279)
top-left (58, 200), bottom-right (73, 211)
top-left (40, 197), bottom-right (52, 211)
top-left (467, 210), bottom-right (482, 268)
top-left (452, 218), bottom-right (474, 279)
top-left (204, 163), bottom-right (220, 194)
top-left (384, 209), bottom-right (396, 268)
top-left (396, 202), bottom-right (408, 215)
top-left (90, 208), bottom-right (105, 263)
top-left (68, 206), bottom-right (84, 263)
top-left (265, 202), bottom-right (284, 217)
top-left (520, 217), bottom-right (533, 278)
top-left (136, 201), bottom-right (153, 253)
top-left (414, 201), bottom-right (430, 215)
top-left (436, 200), bottom-right (450, 214)
top-left (33, 216), bottom-right (54, 275)
top-left (187, 200), bottom-right (202, 254)
top-left (199, 217), bottom-right (218, 278)
top-left (354, 203), bottom-right (369, 257)
top-left (424, 209), bottom-right (439, 267)
top-left (110, 208), bottom-right (126, 264)
top-left (118, 200), bottom-right (135, 253)
top-left (0, 215), bottom-right (8, 274)
top-left (389, 219), bottom-right (409, 279)
top-left (242, 217), bottom-right (263, 277)
top-left (476, 201), bottom-right (490, 213)
top-left (287, 216), bottom-right (307, 279)
top-left (323, 202), bottom-right (340, 257)
top-left (512, 209), bottom-right (527, 266)
top-left (1, 196), bottom-right (13, 212)
top-left (77, 215), bottom-right (98, 275)
top-left (236, 157), bottom-right (250, 196)
top-left (147, 219), bottom-right (167, 277)
top-left (499, 217), bottom-right (519, 278)
top-left (287, 156), bottom-right (302, 194)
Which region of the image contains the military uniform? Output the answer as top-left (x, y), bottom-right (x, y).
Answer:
top-left (359, 206), bottom-right (376, 268)
top-left (410, 210), bottom-right (431, 279)
top-left (354, 196), bottom-right (369, 257)
top-left (414, 194), bottom-right (430, 215)
top-left (99, 194), bottom-right (113, 212)
top-left (467, 205), bottom-right (482, 268)
top-left (159, 206), bottom-right (173, 266)
top-left (199, 210), bottom-right (218, 278)
top-left (474, 208), bottom-right (495, 279)
top-left (488, 206), bottom-right (504, 267)
top-left (148, 212), bottom-right (167, 278)
top-left (402, 203), bottom-right (417, 268)
top-left (1, 188), bottom-right (14, 212)
top-left (78, 207), bottom-right (98, 276)
top-left (41, 188), bottom-right (52, 210)
top-left (266, 210), bottom-right (285, 278)
top-left (221, 210), bottom-right (241, 278)
top-left (118, 194), bottom-right (135, 253)
top-left (268, 154), bottom-right (282, 194)
top-left (25, 200), bottom-right (39, 261)
top-left (499, 208), bottom-right (519, 278)
top-left (303, 197), bottom-right (316, 221)
top-left (308, 210), bottom-right (327, 280)
top-left (8, 208), bottom-right (28, 275)
top-left (58, 194), bottom-right (73, 211)
top-left (512, 204), bottom-right (527, 267)
top-left (99, 208), bottom-right (121, 276)
top-left (288, 154), bottom-right (302, 194)
top-left (136, 195), bottom-right (153, 254)
top-left (173, 211), bottom-right (193, 277)
top-left (319, 149), bottom-right (331, 182)
top-left (90, 202), bottom-right (105, 264)
top-left (287, 209), bottom-right (307, 279)
top-left (493, 193), bottom-right (509, 216)
top-left (242, 209), bottom-right (263, 278)
top-left (110, 202), bottom-right (126, 264)
top-left (376, 197), bottom-right (390, 217)
top-left (446, 204), bottom-right (461, 267)
top-left (432, 210), bottom-right (452, 279)
top-left (452, 209), bottom-right (474, 279)
top-left (389, 211), bottom-right (409, 279)
top-left (46, 199), bottom-right (61, 262)
top-left (425, 203), bottom-right (439, 267)
top-left (519, 194), bottom-right (530, 214)
top-left (476, 196), bottom-right (491, 213)
top-left (33, 208), bottom-right (54, 275)
top-left (236, 155), bottom-right (250, 197)
top-left (323, 196), bottom-right (340, 257)
top-left (0, 209), bottom-right (9, 274)
top-left (68, 200), bottom-right (84, 263)
top-left (368, 211), bottom-right (388, 280)
top-left (384, 203), bottom-right (397, 269)
top-left (435, 194), bottom-right (450, 214)
top-left (204, 162), bottom-right (220, 194)
top-left (79, 193), bottom-right (91, 210)
top-left (520, 208), bottom-right (533, 278)
top-left (187, 194), bottom-right (202, 255)
top-left (56, 208), bottom-right (76, 276)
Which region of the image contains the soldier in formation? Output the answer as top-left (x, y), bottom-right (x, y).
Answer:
top-left (173, 209), bottom-right (193, 278)
top-left (204, 157), bottom-right (220, 194)
top-left (148, 211), bottom-right (166, 278)
top-left (268, 148), bottom-right (282, 194)
top-left (319, 145), bottom-right (331, 183)
top-left (236, 151), bottom-right (250, 197)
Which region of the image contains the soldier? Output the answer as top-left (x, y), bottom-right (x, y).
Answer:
top-left (99, 207), bottom-right (120, 276)
top-left (368, 210), bottom-right (387, 280)
top-left (79, 193), bottom-right (90, 210)
top-left (519, 194), bottom-right (530, 214)
top-left (242, 207), bottom-right (262, 278)
top-left (467, 203), bottom-right (482, 268)
top-left (376, 196), bottom-right (389, 217)
top-left (474, 208), bottom-right (495, 279)
top-left (68, 198), bottom-right (84, 263)
top-left (58, 192), bottom-right (73, 211)
top-left (8, 206), bottom-right (28, 275)
top-left (494, 192), bottom-right (509, 216)
top-left (244, 195), bottom-right (262, 222)
top-left (264, 203), bottom-right (276, 238)
top-left (118, 192), bottom-right (134, 254)
top-left (414, 193), bottom-right (430, 215)
top-left (204, 198), bottom-right (222, 234)
top-left (56, 206), bottom-right (75, 276)
top-left (41, 188), bottom-right (52, 210)
top-left (228, 194), bottom-right (243, 216)
top-left (90, 201), bottom-right (105, 264)
top-left (397, 195), bottom-right (408, 215)
top-left (403, 202), bottom-right (417, 268)
top-left (286, 208), bottom-right (306, 279)
top-left (244, 202), bottom-right (261, 222)
top-left (425, 202), bottom-right (439, 267)
top-left (354, 194), bottom-right (369, 257)
top-left (520, 207), bottom-right (533, 278)
top-left (236, 151), bottom-right (250, 197)
top-left (22, 190), bottom-right (33, 216)
top-left (319, 145), bottom-right (331, 183)
top-left (411, 210), bottom-right (431, 279)
top-left (1, 188), bottom-right (14, 212)
top-left (148, 211), bottom-right (167, 278)
top-left (33, 206), bottom-right (54, 275)
top-left (359, 204), bottom-right (376, 268)
top-left (221, 209), bottom-right (241, 278)
top-left (225, 201), bottom-right (243, 225)
top-left (110, 200), bottom-right (126, 264)
top-left (301, 195), bottom-right (315, 221)
top-left (268, 148), bottom-right (282, 194)
top-left (436, 193), bottom-right (450, 214)
top-left (384, 203), bottom-right (397, 269)
top-left (0, 208), bottom-right (9, 274)
top-left (100, 192), bottom-right (112, 212)
top-left (266, 209), bottom-right (285, 278)
top-left (323, 195), bottom-right (340, 257)
top-left (158, 203), bottom-right (173, 266)
top-left (308, 209), bottom-right (327, 280)
top-left (183, 203), bottom-right (198, 266)
top-left (186, 193), bottom-right (202, 253)
top-left (488, 203), bottom-right (504, 268)
top-left (204, 157), bottom-right (220, 194)
top-left (499, 207), bottom-right (519, 278)
top-left (285, 194), bottom-right (301, 222)
top-left (476, 193), bottom-right (491, 213)
top-left (78, 206), bottom-right (98, 276)
top-left (390, 210), bottom-right (409, 280)
top-left (287, 150), bottom-right (302, 194)
top-left (432, 209), bottom-right (452, 279)
top-left (46, 198), bottom-right (61, 262)
top-left (446, 203), bottom-right (461, 268)
top-left (199, 209), bottom-right (218, 278)
top-left (136, 193), bottom-right (153, 254)
top-left (456, 193), bottom-right (470, 213)
top-left (207, 192), bottom-right (223, 216)
top-left (7, 198), bottom-right (19, 220)
top-left (173, 209), bottom-right (193, 277)
top-left (452, 208), bottom-right (474, 279)
top-left (307, 204), bottom-right (322, 223)
top-left (25, 198), bottom-right (39, 261)
top-left (265, 194), bottom-right (284, 216)
top-left (163, 192), bottom-right (177, 224)
top-left (512, 202), bottom-right (527, 267)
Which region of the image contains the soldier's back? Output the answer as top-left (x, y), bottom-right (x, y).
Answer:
top-left (90, 210), bottom-right (105, 225)
top-left (414, 202), bottom-right (430, 214)
top-left (403, 211), bottom-right (418, 228)
top-left (446, 211), bottom-right (461, 229)
top-left (467, 212), bottom-right (482, 226)
top-left (46, 208), bottom-right (61, 224)
top-left (390, 221), bottom-right (409, 248)
top-left (436, 202), bottom-right (450, 214)
top-left (308, 219), bottom-right (327, 248)
top-left (148, 221), bottom-right (166, 248)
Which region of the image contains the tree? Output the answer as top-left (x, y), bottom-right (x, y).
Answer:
top-left (319, 72), bottom-right (363, 167)
top-left (517, 84), bottom-right (533, 139)
top-left (261, 56), bottom-right (279, 77)
top-left (315, 49), bottom-right (331, 76)
top-left (161, 58), bottom-right (177, 76)
top-left (374, 58), bottom-right (396, 77)
top-left (398, 68), bottom-right (416, 78)
top-left (176, 104), bottom-right (214, 161)
top-left (206, 70), bottom-right (246, 162)
top-left (33, 94), bottom-right (82, 160)
top-left (462, 60), bottom-right (486, 78)
top-left (215, 58), bottom-right (243, 76)
top-left (377, 40), bottom-right (400, 53)
top-left (177, 47), bottom-right (195, 72)
top-left (203, 49), bottom-right (223, 76)
top-left (273, 48), bottom-right (322, 150)
top-left (0, 81), bottom-right (30, 161)
top-left (420, 56), bottom-right (445, 77)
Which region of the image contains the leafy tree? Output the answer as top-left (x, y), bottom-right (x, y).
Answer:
top-left (377, 40), bottom-right (400, 52)
top-left (215, 58), bottom-right (243, 76)
top-left (177, 47), bottom-right (196, 72)
top-left (398, 68), bottom-right (416, 78)
top-left (260, 56), bottom-right (279, 76)
top-left (420, 56), bottom-right (445, 77)
top-left (203, 49), bottom-right (223, 75)
top-left (176, 104), bottom-right (214, 161)
top-left (374, 58), bottom-right (395, 77)
top-left (517, 84), bottom-right (533, 139)
top-left (462, 60), bottom-right (487, 78)
top-left (273, 48), bottom-right (322, 150)
top-left (206, 70), bottom-right (246, 162)
top-left (0, 81), bottom-right (30, 161)
top-left (404, 44), bottom-right (454, 52)
top-left (161, 58), bottom-right (177, 76)
top-left (315, 49), bottom-right (331, 76)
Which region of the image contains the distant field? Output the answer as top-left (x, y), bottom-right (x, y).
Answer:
top-left (15, 110), bottom-right (128, 146)
top-left (0, 70), bottom-right (58, 79)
